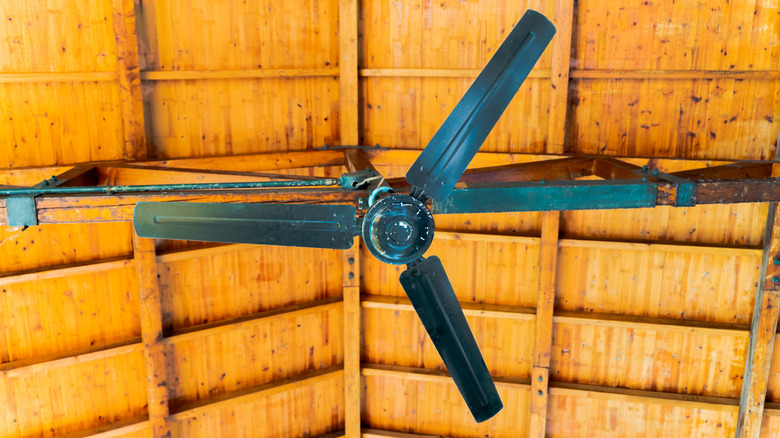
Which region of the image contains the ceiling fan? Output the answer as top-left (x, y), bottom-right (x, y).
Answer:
top-left (134, 10), bottom-right (556, 423)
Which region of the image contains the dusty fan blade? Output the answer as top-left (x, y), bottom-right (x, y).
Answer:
top-left (133, 202), bottom-right (357, 249)
top-left (405, 10), bottom-right (556, 202)
top-left (399, 256), bottom-right (502, 422)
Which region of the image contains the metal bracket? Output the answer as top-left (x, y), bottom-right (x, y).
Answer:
top-left (634, 167), bottom-right (698, 207)
top-left (339, 170), bottom-right (380, 190)
top-left (6, 196), bottom-right (38, 227)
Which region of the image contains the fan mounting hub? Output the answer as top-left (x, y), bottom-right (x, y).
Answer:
top-left (362, 194), bottom-right (434, 265)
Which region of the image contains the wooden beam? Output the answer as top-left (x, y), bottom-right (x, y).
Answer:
top-left (169, 365), bottom-right (343, 419)
top-left (0, 71), bottom-right (117, 83)
top-left (162, 297), bottom-right (343, 345)
top-left (338, 0), bottom-right (359, 145)
top-left (362, 294), bottom-right (747, 337)
top-left (359, 68), bottom-right (550, 78)
top-left (547, 0), bottom-right (575, 153)
top-left (140, 68), bottom-right (339, 80)
top-left (0, 256), bottom-right (133, 287)
top-left (528, 212), bottom-right (560, 437)
top-left (344, 239), bottom-right (362, 438)
top-left (736, 201), bottom-right (780, 437)
top-left (111, 0), bottom-right (147, 160)
top-left (133, 235), bottom-right (172, 438)
top-left (362, 295), bottom-right (535, 322)
top-left (361, 429), bottom-right (449, 438)
top-left (362, 363), bottom-right (742, 413)
top-left (570, 69), bottom-right (780, 80)
top-left (0, 340), bottom-right (142, 378)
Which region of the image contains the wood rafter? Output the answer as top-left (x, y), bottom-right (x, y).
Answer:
top-left (361, 364), bottom-right (780, 416)
top-left (528, 211), bottom-right (560, 437)
top-left (736, 200), bottom-right (780, 436)
top-left (344, 239), bottom-right (362, 437)
top-left (110, 0), bottom-right (146, 160)
top-left (133, 235), bottom-right (172, 438)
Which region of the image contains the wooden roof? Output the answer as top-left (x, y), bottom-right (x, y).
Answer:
top-left (1, 0), bottom-right (779, 437)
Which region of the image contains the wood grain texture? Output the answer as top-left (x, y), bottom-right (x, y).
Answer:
top-left (111, 0), bottom-right (146, 160)
top-left (339, 0), bottom-right (359, 146)
top-left (165, 304), bottom-right (343, 406)
top-left (361, 232), bottom-right (540, 306)
top-left (572, 0), bottom-right (780, 71)
top-left (361, 76), bottom-right (550, 151)
top-left (556, 241), bottom-right (761, 324)
top-left (551, 321), bottom-right (749, 398)
top-left (133, 235), bottom-right (171, 437)
top-left (343, 238), bottom-right (361, 438)
top-left (529, 212), bottom-right (560, 437)
top-left (136, 0), bottom-right (338, 71)
top-left (362, 372), bottom-right (530, 436)
top-left (566, 78), bottom-right (780, 160)
top-left (169, 369), bottom-right (345, 437)
top-left (1, 81), bottom-right (125, 167)
top-left (0, 265), bottom-right (140, 363)
top-left (547, 0), bottom-right (574, 153)
top-left (0, 351), bottom-right (147, 437)
top-left (0, 223), bottom-right (133, 274)
top-left (143, 78), bottom-right (340, 158)
top-left (157, 245), bottom-right (342, 331)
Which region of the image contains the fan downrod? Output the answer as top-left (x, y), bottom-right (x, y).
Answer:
top-left (362, 194), bottom-right (434, 265)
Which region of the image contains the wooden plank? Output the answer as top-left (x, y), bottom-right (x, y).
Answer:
top-left (133, 235), bottom-right (171, 438)
top-left (529, 211), bottom-right (560, 438)
top-left (338, 0), bottom-right (359, 146)
top-left (361, 429), bottom-right (449, 438)
top-left (359, 68), bottom-right (550, 78)
top-left (111, 0), bottom-right (147, 160)
top-left (737, 202), bottom-right (780, 437)
top-left (169, 366), bottom-right (343, 419)
top-left (163, 297), bottom-right (343, 345)
top-left (344, 238), bottom-right (361, 438)
top-left (0, 257), bottom-right (133, 287)
top-left (362, 295), bottom-right (535, 321)
top-left (0, 72), bottom-right (117, 83)
top-left (362, 363), bottom-right (741, 412)
top-left (0, 340), bottom-right (142, 378)
top-left (363, 294), bottom-right (747, 335)
top-left (570, 69), bottom-right (780, 80)
top-left (547, 0), bottom-right (575, 153)
top-left (140, 68), bottom-right (339, 80)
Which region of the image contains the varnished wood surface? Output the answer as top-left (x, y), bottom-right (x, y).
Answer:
top-left (1, 0), bottom-right (778, 435)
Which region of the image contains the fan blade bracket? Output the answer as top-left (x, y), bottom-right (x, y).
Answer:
top-left (405, 10), bottom-right (556, 202)
top-left (399, 256), bottom-right (503, 422)
top-left (134, 202), bottom-right (359, 249)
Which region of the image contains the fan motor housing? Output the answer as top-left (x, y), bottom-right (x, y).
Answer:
top-left (362, 194), bottom-right (434, 265)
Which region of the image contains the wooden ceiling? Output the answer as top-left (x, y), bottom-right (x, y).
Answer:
top-left (1, 0), bottom-right (779, 437)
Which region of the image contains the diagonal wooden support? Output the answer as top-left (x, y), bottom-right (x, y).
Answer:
top-left (736, 197), bottom-right (780, 437)
top-left (344, 238), bottom-right (362, 437)
top-left (133, 235), bottom-right (171, 438)
top-left (528, 211), bottom-right (560, 437)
